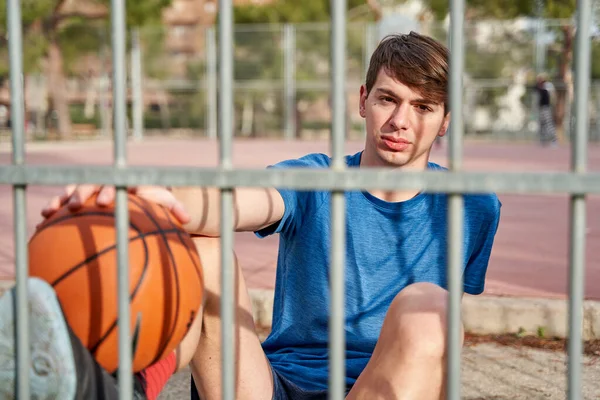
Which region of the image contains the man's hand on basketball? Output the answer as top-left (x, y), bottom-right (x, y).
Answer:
top-left (41, 185), bottom-right (190, 224)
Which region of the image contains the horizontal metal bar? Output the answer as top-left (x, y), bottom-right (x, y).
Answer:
top-left (1, 165), bottom-right (600, 194)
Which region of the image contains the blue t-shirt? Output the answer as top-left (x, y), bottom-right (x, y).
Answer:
top-left (255, 151), bottom-right (501, 391)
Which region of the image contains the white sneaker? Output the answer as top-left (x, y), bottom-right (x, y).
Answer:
top-left (0, 277), bottom-right (77, 400)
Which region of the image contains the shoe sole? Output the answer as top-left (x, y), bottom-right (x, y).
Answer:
top-left (0, 277), bottom-right (76, 400)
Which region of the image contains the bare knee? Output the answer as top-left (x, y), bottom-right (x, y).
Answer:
top-left (385, 282), bottom-right (458, 360)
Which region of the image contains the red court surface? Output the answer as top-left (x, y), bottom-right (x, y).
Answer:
top-left (1, 138), bottom-right (599, 300)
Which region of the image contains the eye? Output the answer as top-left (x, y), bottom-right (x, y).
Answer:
top-left (380, 96), bottom-right (395, 103)
top-left (416, 104), bottom-right (433, 112)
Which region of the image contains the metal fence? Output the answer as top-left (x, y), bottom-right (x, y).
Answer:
top-left (2, 0), bottom-right (597, 399)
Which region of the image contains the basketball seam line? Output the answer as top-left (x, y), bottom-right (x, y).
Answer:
top-left (127, 196), bottom-right (182, 365)
top-left (50, 227), bottom-right (180, 288)
top-left (163, 209), bottom-right (204, 292)
top-left (162, 209), bottom-right (204, 338)
top-left (87, 223), bottom-right (151, 358)
top-left (33, 211), bottom-right (122, 238)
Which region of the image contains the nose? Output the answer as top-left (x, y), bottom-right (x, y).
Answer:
top-left (389, 102), bottom-right (410, 131)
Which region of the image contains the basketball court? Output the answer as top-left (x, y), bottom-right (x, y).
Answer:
top-left (1, 137), bottom-right (599, 300)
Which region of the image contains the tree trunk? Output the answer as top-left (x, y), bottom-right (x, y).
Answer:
top-left (365, 0), bottom-right (383, 21)
top-left (295, 107), bottom-right (303, 139)
top-left (554, 25), bottom-right (574, 144)
top-left (47, 38), bottom-right (73, 139)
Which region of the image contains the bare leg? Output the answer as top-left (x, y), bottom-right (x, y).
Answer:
top-left (347, 282), bottom-right (462, 400)
top-left (186, 236), bottom-right (273, 400)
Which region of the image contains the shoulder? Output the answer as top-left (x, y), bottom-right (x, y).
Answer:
top-left (427, 162), bottom-right (447, 171)
top-left (269, 153), bottom-right (331, 169)
top-left (427, 162), bottom-right (501, 219)
top-left (464, 193), bottom-right (502, 222)
top-left (269, 151), bottom-right (361, 169)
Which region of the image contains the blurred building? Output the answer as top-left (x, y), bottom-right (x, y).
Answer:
top-left (162, 0), bottom-right (275, 76)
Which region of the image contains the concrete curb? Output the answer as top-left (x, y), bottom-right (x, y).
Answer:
top-left (2, 280), bottom-right (597, 340)
top-left (249, 289), bottom-right (600, 340)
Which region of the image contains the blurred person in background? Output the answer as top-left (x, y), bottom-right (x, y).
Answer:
top-left (535, 73), bottom-right (557, 146)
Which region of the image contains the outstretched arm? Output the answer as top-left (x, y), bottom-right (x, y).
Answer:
top-left (41, 184), bottom-right (285, 238)
top-left (171, 186), bottom-right (285, 236)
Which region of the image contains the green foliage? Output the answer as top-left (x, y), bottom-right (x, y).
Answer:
top-left (233, 0), bottom-right (369, 24)
top-left (543, 0), bottom-right (577, 19)
top-left (125, 0), bottom-right (171, 27)
top-left (139, 27), bottom-right (169, 79)
top-left (593, 39), bottom-right (600, 80)
top-left (0, 0), bottom-right (56, 31)
top-left (0, 0), bottom-right (57, 77)
top-left (537, 326), bottom-right (546, 338)
top-left (86, 0), bottom-right (172, 27)
top-left (58, 19), bottom-right (106, 74)
top-left (424, 0), bottom-right (576, 20)
top-left (0, 0), bottom-right (172, 78)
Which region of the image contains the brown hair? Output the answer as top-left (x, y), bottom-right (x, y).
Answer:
top-left (365, 31), bottom-right (449, 113)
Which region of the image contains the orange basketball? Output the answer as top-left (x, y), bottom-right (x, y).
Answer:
top-left (28, 193), bottom-right (204, 373)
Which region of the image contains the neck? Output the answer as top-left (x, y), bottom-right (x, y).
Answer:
top-left (359, 148), bottom-right (430, 203)
top-left (368, 189), bottom-right (421, 203)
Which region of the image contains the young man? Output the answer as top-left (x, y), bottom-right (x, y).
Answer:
top-left (2, 31), bottom-right (500, 400)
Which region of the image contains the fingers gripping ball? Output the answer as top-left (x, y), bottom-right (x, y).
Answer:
top-left (28, 193), bottom-right (204, 374)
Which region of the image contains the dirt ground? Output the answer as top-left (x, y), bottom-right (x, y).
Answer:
top-left (158, 333), bottom-right (600, 399)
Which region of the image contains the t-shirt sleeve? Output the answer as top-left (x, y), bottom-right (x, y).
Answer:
top-left (254, 154), bottom-right (328, 238)
top-left (463, 198), bottom-right (502, 295)
top-left (254, 177), bottom-right (302, 238)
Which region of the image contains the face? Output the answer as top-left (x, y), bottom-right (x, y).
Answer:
top-left (359, 69), bottom-right (450, 170)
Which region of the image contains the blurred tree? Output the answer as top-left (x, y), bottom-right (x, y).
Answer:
top-left (0, 0), bottom-right (170, 139)
top-left (593, 40), bottom-right (600, 80)
top-left (232, 0), bottom-right (370, 138)
top-left (423, 0), bottom-right (586, 142)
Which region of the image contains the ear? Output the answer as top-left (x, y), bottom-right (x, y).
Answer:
top-left (359, 85), bottom-right (368, 118)
top-left (438, 112), bottom-right (450, 137)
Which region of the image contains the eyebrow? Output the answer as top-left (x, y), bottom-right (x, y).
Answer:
top-left (374, 88), bottom-right (440, 105)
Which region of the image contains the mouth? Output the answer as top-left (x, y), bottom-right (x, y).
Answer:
top-left (380, 135), bottom-right (411, 151)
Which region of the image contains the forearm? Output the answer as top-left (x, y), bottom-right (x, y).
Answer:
top-left (170, 187), bottom-right (221, 236)
top-left (170, 186), bottom-right (285, 236)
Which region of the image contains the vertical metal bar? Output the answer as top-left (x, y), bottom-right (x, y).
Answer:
top-left (283, 24), bottom-right (296, 140)
top-left (131, 29), bottom-right (144, 142)
top-left (568, 1), bottom-right (592, 399)
top-left (568, 196), bottom-right (586, 399)
top-left (114, 191), bottom-right (131, 400)
top-left (330, 0), bottom-right (346, 399)
top-left (218, 1), bottom-right (235, 399)
top-left (7, 0), bottom-right (29, 398)
top-left (111, 0), bottom-right (132, 398)
top-left (447, 0), bottom-right (465, 398)
top-left (535, 0), bottom-right (545, 74)
top-left (206, 27), bottom-right (218, 140)
top-left (446, 194), bottom-right (464, 400)
top-left (532, 4), bottom-right (545, 137)
top-left (448, 1), bottom-right (464, 173)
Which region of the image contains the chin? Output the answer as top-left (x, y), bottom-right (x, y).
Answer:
top-left (378, 152), bottom-right (411, 167)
